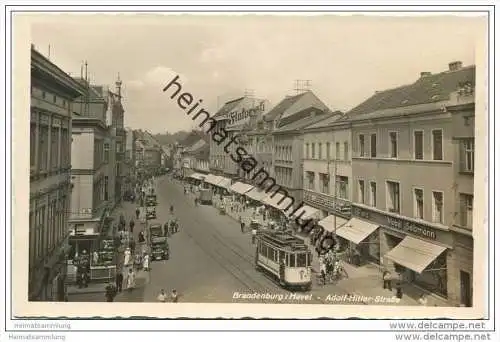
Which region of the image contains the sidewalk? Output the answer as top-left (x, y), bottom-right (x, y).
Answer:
top-left (211, 197), bottom-right (449, 307)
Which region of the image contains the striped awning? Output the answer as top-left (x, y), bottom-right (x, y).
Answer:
top-left (245, 187), bottom-right (268, 202)
top-left (263, 192), bottom-right (293, 211)
top-left (288, 205), bottom-right (320, 220)
top-left (230, 182), bottom-right (254, 195)
top-left (204, 174), bottom-right (222, 185)
top-left (188, 173), bottom-right (205, 181)
top-left (216, 177), bottom-right (232, 189)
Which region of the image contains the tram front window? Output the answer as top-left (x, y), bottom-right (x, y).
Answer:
top-left (289, 254), bottom-right (295, 267)
top-left (296, 253), bottom-right (307, 267)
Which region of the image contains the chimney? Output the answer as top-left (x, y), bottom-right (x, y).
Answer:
top-left (420, 72), bottom-right (431, 78)
top-left (448, 61), bottom-right (463, 71)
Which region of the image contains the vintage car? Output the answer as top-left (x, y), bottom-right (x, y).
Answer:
top-left (151, 236), bottom-right (170, 260)
top-left (146, 207), bottom-right (157, 220)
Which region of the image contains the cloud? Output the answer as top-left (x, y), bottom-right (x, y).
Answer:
top-left (128, 66), bottom-right (188, 91)
top-left (127, 80), bottom-right (145, 89)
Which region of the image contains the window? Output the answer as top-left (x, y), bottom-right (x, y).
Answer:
top-left (370, 134), bottom-right (377, 157)
top-left (305, 143), bottom-right (309, 159)
top-left (344, 141), bottom-right (349, 160)
top-left (29, 211), bottom-right (35, 269)
top-left (459, 194), bottom-right (473, 229)
top-left (51, 127), bottom-right (59, 169)
top-left (414, 188), bottom-right (424, 219)
top-left (432, 129), bottom-right (443, 160)
top-left (104, 143), bottom-right (110, 163)
top-left (359, 135), bottom-right (365, 157)
top-left (460, 139), bottom-right (474, 172)
top-left (39, 125), bottom-right (49, 171)
top-left (386, 181), bottom-right (400, 214)
top-left (326, 142), bottom-right (331, 161)
top-left (414, 130), bottom-right (424, 160)
top-left (369, 182), bottom-right (377, 207)
top-left (61, 127), bottom-right (69, 168)
top-left (432, 191), bottom-right (444, 224)
top-left (358, 180), bottom-right (365, 204)
top-left (335, 142), bottom-right (340, 160)
top-left (320, 173), bottom-right (329, 193)
top-left (104, 176), bottom-right (109, 201)
top-left (30, 122), bottom-right (36, 168)
top-left (318, 143), bottom-right (322, 160)
top-left (336, 176), bottom-right (348, 199)
top-left (311, 143), bottom-right (316, 159)
top-left (306, 171), bottom-right (315, 190)
top-left (52, 94), bottom-right (57, 103)
top-left (389, 132), bottom-right (398, 158)
top-left (42, 91), bottom-right (46, 99)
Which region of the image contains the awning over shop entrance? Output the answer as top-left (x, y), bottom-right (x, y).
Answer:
top-left (288, 205), bottom-right (320, 220)
top-left (245, 187), bottom-right (268, 202)
top-left (335, 217), bottom-right (380, 245)
top-left (384, 236), bottom-right (447, 274)
top-left (318, 215), bottom-right (348, 233)
top-left (216, 177), bottom-right (232, 189)
top-left (230, 182), bottom-right (254, 195)
top-left (204, 174), bottom-right (222, 185)
top-left (188, 173), bottom-right (205, 181)
top-left (263, 192), bottom-right (293, 211)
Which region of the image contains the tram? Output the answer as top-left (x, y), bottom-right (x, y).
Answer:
top-left (255, 230), bottom-right (312, 291)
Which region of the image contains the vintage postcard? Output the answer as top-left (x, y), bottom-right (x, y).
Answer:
top-left (9, 11), bottom-right (490, 322)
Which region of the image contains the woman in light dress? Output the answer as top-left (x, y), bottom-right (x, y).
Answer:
top-left (126, 268), bottom-right (136, 291)
top-left (143, 253), bottom-right (150, 271)
top-left (123, 248), bottom-right (131, 266)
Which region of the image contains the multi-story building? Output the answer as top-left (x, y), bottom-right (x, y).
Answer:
top-left (210, 96), bottom-right (270, 180)
top-left (193, 144), bottom-right (210, 174)
top-left (301, 113), bottom-right (352, 229)
top-left (124, 128), bottom-right (137, 190)
top-left (347, 61), bottom-right (475, 306)
top-left (29, 46), bottom-right (86, 301)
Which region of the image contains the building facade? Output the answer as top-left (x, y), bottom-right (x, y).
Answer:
top-left (108, 78), bottom-right (126, 205)
top-left (302, 114), bottom-right (352, 225)
top-left (348, 61), bottom-right (475, 306)
top-left (29, 46), bottom-right (85, 301)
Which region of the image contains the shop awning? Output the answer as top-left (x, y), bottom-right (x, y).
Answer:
top-left (335, 217), bottom-right (380, 244)
top-left (318, 215), bottom-right (348, 233)
top-left (384, 236), bottom-right (447, 274)
top-left (263, 192), bottom-right (293, 211)
top-left (230, 182), bottom-right (254, 195)
top-left (245, 187), bottom-right (268, 202)
top-left (288, 205), bottom-right (320, 220)
top-left (204, 174), bottom-right (222, 185)
top-left (216, 177), bottom-right (232, 189)
top-left (189, 173), bottom-right (204, 181)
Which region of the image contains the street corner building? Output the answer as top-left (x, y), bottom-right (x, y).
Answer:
top-left (29, 45), bottom-right (87, 301)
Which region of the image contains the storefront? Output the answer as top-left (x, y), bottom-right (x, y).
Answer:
top-left (288, 204), bottom-right (321, 233)
top-left (187, 172), bottom-right (205, 186)
top-left (229, 182), bottom-right (254, 203)
top-left (351, 204), bottom-right (452, 301)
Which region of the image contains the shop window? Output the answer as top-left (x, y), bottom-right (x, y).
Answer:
top-left (460, 139), bottom-right (474, 173)
top-left (369, 181), bottom-right (377, 207)
top-left (359, 135), bottom-right (365, 157)
top-left (370, 134), bottom-right (377, 157)
top-left (389, 132), bottom-right (398, 158)
top-left (336, 176), bottom-right (349, 200)
top-left (306, 171), bottom-right (315, 190)
top-left (459, 193), bottom-right (473, 229)
top-left (432, 129), bottom-right (443, 161)
top-left (432, 191), bottom-right (444, 224)
top-left (335, 142), bottom-right (340, 160)
top-left (386, 181), bottom-right (400, 214)
top-left (358, 179), bottom-right (365, 204)
top-left (414, 188), bottom-right (424, 219)
top-left (414, 130), bottom-right (424, 160)
top-left (410, 253), bottom-right (448, 298)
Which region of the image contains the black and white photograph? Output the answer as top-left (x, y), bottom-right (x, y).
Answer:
top-left (5, 6), bottom-right (493, 335)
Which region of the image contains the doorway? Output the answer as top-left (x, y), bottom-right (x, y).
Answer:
top-left (460, 270), bottom-right (472, 307)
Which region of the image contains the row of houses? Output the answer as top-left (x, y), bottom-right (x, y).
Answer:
top-left (29, 45), bottom-right (130, 301)
top-left (177, 60), bottom-right (475, 307)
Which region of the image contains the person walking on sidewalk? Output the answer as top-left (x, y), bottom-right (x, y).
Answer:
top-left (115, 270), bottom-right (124, 292)
top-left (126, 268), bottom-right (136, 291)
top-left (135, 208), bottom-right (140, 220)
top-left (171, 289), bottom-right (179, 303)
top-left (383, 270), bottom-right (393, 291)
top-left (129, 219), bottom-right (135, 233)
top-left (251, 227), bottom-right (257, 244)
top-left (157, 289), bottom-right (167, 302)
top-left (105, 283), bottom-right (117, 302)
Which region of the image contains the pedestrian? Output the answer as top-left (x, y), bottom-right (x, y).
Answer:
top-left (105, 283), bottom-right (117, 302)
top-left (157, 289), bottom-right (167, 302)
top-left (124, 248), bottom-right (131, 266)
top-left (143, 253), bottom-right (150, 271)
top-left (129, 219), bottom-right (135, 233)
top-left (382, 270), bottom-right (393, 291)
top-left (135, 208), bottom-right (140, 220)
top-left (418, 293), bottom-right (428, 306)
top-left (240, 220), bottom-right (245, 233)
top-left (115, 270), bottom-right (123, 292)
top-left (171, 289), bottom-right (179, 303)
top-left (126, 268), bottom-right (136, 291)
top-left (251, 227), bottom-right (257, 244)
top-left (396, 280), bottom-right (403, 299)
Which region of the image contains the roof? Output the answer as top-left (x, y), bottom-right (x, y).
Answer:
top-left (213, 96), bottom-right (245, 119)
top-left (263, 92), bottom-right (305, 121)
top-left (346, 65), bottom-right (475, 118)
top-left (274, 112), bottom-right (332, 133)
top-left (303, 111), bottom-right (347, 130)
top-left (180, 130), bottom-right (206, 147)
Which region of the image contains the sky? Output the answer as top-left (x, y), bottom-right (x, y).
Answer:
top-left (29, 14), bottom-right (486, 134)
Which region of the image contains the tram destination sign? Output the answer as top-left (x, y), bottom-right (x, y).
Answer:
top-left (352, 205), bottom-right (437, 240)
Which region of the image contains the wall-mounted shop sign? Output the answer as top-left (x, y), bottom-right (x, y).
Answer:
top-left (228, 102), bottom-right (266, 124)
top-left (303, 190), bottom-right (351, 217)
top-left (352, 204), bottom-right (438, 240)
